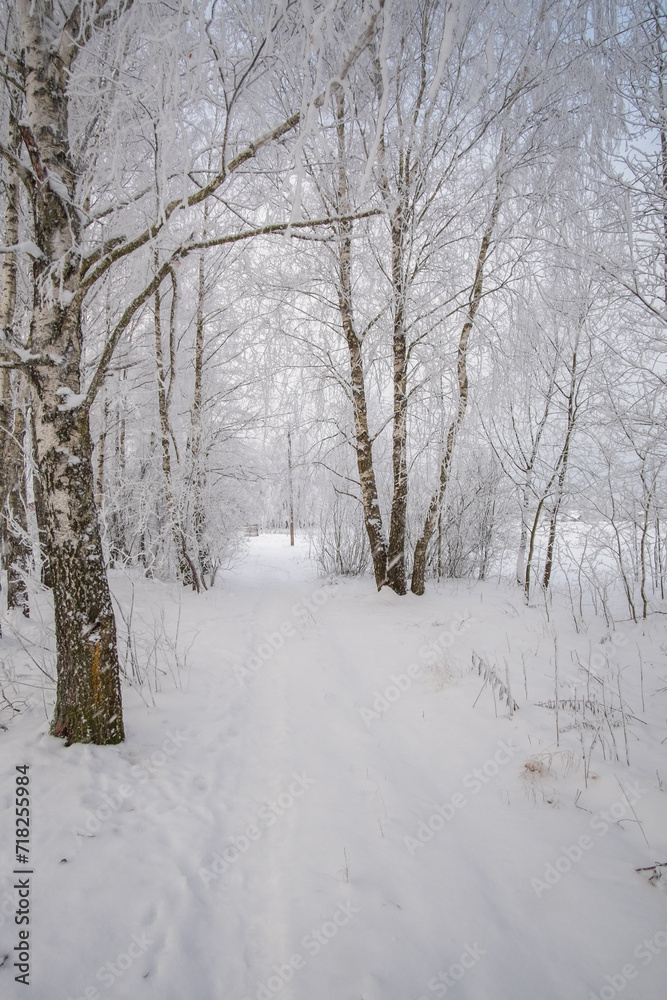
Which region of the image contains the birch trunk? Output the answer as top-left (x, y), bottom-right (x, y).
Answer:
top-left (541, 349), bottom-right (578, 591)
top-left (335, 88), bottom-right (387, 590)
top-left (386, 203), bottom-right (409, 594)
top-left (515, 482), bottom-right (531, 587)
top-left (153, 268), bottom-right (200, 591)
top-left (0, 99), bottom-right (22, 628)
top-left (411, 179), bottom-right (503, 595)
top-left (5, 399), bottom-right (30, 616)
top-left (188, 249), bottom-right (210, 584)
top-left (18, 0), bottom-right (123, 743)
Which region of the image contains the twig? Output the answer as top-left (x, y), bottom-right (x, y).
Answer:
top-left (616, 776), bottom-right (650, 848)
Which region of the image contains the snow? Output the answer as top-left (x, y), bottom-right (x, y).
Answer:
top-left (56, 387), bottom-right (86, 411)
top-left (0, 242), bottom-right (44, 261)
top-left (1, 535), bottom-right (666, 999)
top-left (7, 346), bottom-right (40, 363)
top-left (45, 171), bottom-right (71, 204)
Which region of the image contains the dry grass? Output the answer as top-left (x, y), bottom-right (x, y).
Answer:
top-left (521, 748), bottom-right (578, 806)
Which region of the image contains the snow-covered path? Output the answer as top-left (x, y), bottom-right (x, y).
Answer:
top-left (1, 535), bottom-right (667, 1000)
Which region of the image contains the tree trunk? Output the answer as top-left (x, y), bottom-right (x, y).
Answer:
top-left (188, 250), bottom-right (210, 584)
top-left (287, 428), bottom-right (295, 547)
top-left (411, 175), bottom-right (503, 595)
top-left (5, 400), bottom-right (30, 616)
top-left (638, 467), bottom-right (651, 619)
top-left (153, 265), bottom-right (200, 591)
top-left (96, 392), bottom-right (109, 511)
top-left (18, 0), bottom-right (123, 744)
top-left (33, 394), bottom-right (124, 743)
top-left (334, 88), bottom-right (387, 590)
top-left (0, 95), bottom-right (25, 627)
top-left (344, 328), bottom-right (388, 590)
top-left (542, 346), bottom-right (579, 591)
top-left (109, 369), bottom-right (127, 564)
top-left (386, 204), bottom-right (409, 594)
top-left (0, 120), bottom-right (32, 618)
top-left (30, 409), bottom-right (52, 588)
top-left (516, 479), bottom-right (531, 587)
top-left (655, 516), bottom-right (665, 600)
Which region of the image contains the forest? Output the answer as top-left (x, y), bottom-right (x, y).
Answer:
top-left (0, 0), bottom-right (665, 744)
top-left (0, 2), bottom-right (666, 998)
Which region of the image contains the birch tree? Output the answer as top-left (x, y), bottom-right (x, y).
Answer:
top-left (0, 0), bottom-right (380, 743)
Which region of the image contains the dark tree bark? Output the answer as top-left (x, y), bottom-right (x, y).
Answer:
top-left (15, 0), bottom-right (124, 743)
top-left (30, 408), bottom-right (52, 588)
top-left (334, 88), bottom-right (388, 590)
top-left (522, 335), bottom-right (583, 602)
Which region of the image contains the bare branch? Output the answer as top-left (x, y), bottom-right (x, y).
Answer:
top-left (182, 211), bottom-right (381, 253)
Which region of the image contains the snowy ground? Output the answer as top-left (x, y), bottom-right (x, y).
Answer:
top-left (1, 534), bottom-right (667, 1000)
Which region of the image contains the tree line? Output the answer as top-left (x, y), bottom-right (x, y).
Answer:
top-left (0, 0), bottom-right (665, 743)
